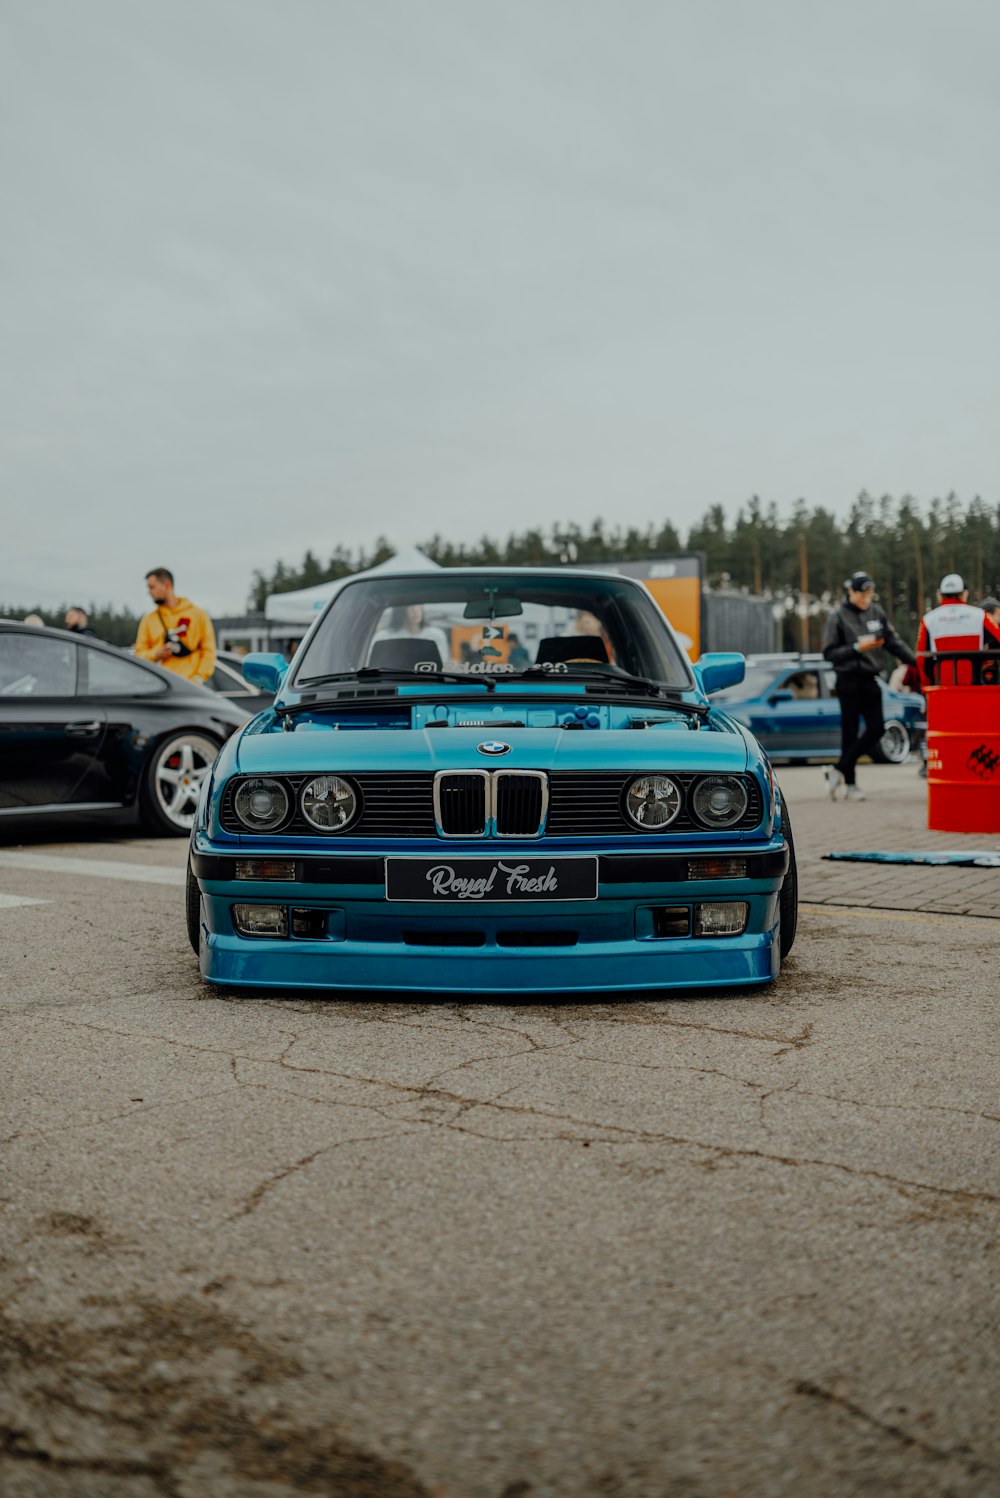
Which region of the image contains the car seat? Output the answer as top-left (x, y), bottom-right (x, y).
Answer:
top-left (534, 636), bottom-right (609, 666)
top-left (368, 638), bottom-right (443, 671)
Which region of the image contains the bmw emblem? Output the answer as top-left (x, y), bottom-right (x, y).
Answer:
top-left (477, 741), bottom-right (511, 756)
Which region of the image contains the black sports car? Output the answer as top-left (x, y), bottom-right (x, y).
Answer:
top-left (0, 621), bottom-right (248, 835)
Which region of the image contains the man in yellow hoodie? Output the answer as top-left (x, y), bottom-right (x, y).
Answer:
top-left (135, 568), bottom-right (217, 685)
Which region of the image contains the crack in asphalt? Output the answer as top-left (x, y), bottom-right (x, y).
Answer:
top-left (227, 1134), bottom-right (416, 1221)
top-left (796, 1088), bottom-right (1000, 1126)
top-left (772, 1021), bottom-right (815, 1057)
top-left (416, 1030), bottom-right (585, 1089)
top-left (793, 1379), bottom-right (993, 1477)
top-left (18, 1014), bottom-right (998, 1219)
top-left (227, 1056), bottom-right (1000, 1215)
top-left (592, 1060), bottom-right (1000, 1131)
top-left (2, 1426), bottom-right (165, 1483)
top-left (1, 1085), bottom-right (238, 1147)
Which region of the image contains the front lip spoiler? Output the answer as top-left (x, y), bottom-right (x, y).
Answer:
top-left (191, 845), bottom-right (789, 885)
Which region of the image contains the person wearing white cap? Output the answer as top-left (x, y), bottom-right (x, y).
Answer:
top-left (916, 574), bottom-right (1000, 685)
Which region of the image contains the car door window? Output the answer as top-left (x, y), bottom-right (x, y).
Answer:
top-left (785, 670), bottom-right (821, 700)
top-left (80, 649), bottom-right (167, 696)
top-left (0, 634), bottom-right (77, 696)
top-left (207, 662), bottom-right (254, 696)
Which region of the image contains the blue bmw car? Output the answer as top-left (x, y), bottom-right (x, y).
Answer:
top-left (186, 569), bottom-right (796, 994)
top-left (709, 653), bottom-right (923, 764)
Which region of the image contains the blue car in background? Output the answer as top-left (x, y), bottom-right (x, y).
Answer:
top-left (186, 568), bottom-right (797, 994)
top-left (709, 653), bottom-right (923, 764)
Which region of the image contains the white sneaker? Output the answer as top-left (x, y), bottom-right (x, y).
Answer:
top-left (825, 767), bottom-right (844, 800)
top-left (845, 784), bottom-right (865, 801)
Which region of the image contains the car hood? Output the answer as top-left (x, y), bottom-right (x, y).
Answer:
top-left (231, 719), bottom-right (751, 775)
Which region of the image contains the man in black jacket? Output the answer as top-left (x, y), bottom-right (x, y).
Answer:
top-left (64, 607), bottom-right (97, 638)
top-left (822, 571), bottom-right (917, 801)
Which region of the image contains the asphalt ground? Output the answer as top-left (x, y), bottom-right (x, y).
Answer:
top-left (1, 766), bottom-right (997, 1498)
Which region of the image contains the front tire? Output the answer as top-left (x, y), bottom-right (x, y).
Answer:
top-left (872, 719), bottom-right (911, 764)
top-left (139, 731), bottom-right (220, 836)
top-left (778, 800), bottom-right (798, 961)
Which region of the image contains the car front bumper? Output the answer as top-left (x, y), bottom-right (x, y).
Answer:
top-left (191, 839), bottom-right (789, 994)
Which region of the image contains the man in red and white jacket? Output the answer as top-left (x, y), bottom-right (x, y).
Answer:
top-left (916, 573), bottom-right (1000, 685)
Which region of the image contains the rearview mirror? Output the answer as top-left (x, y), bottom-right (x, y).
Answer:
top-left (768, 690), bottom-right (794, 705)
top-left (462, 596), bottom-right (523, 620)
top-left (242, 653), bottom-right (288, 695)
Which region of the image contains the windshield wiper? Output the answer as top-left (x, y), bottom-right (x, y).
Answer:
top-left (617, 690), bottom-right (710, 719)
top-left (296, 667), bottom-right (496, 693)
top-left (507, 670), bottom-right (709, 716)
top-left (279, 668), bottom-right (498, 719)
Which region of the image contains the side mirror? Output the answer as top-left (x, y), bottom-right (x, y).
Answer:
top-left (767, 689), bottom-right (794, 705)
top-left (242, 652), bottom-right (288, 695)
top-left (696, 652), bottom-right (746, 695)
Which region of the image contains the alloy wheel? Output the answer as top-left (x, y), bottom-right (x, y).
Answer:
top-left (878, 720), bottom-right (911, 764)
top-left (151, 733), bottom-right (219, 831)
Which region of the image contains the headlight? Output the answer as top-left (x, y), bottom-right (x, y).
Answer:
top-left (625, 775), bottom-right (681, 828)
top-left (233, 777), bottom-right (290, 831)
top-left (300, 775), bottom-right (358, 832)
top-left (691, 775), bottom-right (748, 828)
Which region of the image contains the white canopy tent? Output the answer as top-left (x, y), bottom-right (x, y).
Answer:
top-left (263, 546), bottom-right (440, 624)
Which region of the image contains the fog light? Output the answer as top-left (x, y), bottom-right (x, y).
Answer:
top-left (291, 908), bottom-right (327, 938)
top-left (687, 858), bottom-right (748, 880)
top-left (234, 859), bottom-right (297, 881)
top-left (232, 903), bottom-right (288, 938)
top-left (693, 901), bottom-right (748, 937)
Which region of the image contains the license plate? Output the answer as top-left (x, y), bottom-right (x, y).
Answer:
top-left (386, 855), bottom-right (598, 902)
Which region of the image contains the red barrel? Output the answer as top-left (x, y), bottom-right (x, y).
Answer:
top-left (925, 683), bottom-right (1000, 832)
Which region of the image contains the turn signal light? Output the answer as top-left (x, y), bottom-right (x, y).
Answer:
top-left (687, 858), bottom-right (748, 880)
top-left (234, 859), bottom-right (296, 881)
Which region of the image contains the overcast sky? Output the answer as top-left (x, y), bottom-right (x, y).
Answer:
top-left (2, 0), bottom-right (998, 616)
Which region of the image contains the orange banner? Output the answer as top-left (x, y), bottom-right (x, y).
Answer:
top-left (641, 578), bottom-right (701, 659)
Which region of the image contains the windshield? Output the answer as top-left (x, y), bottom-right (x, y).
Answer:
top-left (292, 572), bottom-right (694, 691)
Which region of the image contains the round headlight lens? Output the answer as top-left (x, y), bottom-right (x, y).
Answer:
top-left (233, 777), bottom-right (290, 831)
top-left (300, 775), bottom-right (357, 831)
top-left (625, 775), bottom-right (682, 828)
top-left (691, 775), bottom-right (749, 828)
